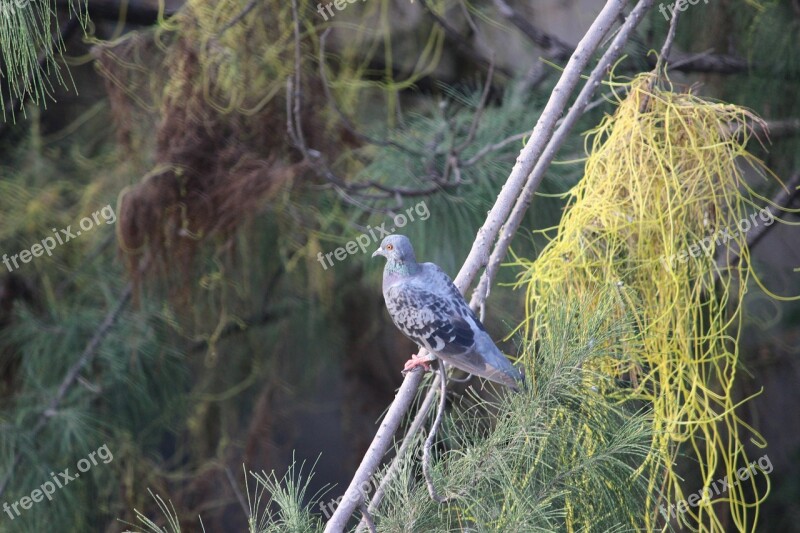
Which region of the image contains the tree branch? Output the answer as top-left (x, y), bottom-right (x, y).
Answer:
top-left (322, 367), bottom-right (426, 532)
top-left (715, 172), bottom-right (800, 276)
top-left (422, 364), bottom-right (450, 503)
top-left (491, 0), bottom-right (573, 61)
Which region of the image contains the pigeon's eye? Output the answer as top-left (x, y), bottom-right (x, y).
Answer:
top-left (386, 244), bottom-right (394, 251)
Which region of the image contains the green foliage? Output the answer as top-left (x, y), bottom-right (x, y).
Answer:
top-left (121, 489), bottom-right (192, 533)
top-left (247, 461), bottom-right (326, 533)
top-left (677, 0), bottom-right (800, 176)
top-left (0, 0), bottom-right (89, 120)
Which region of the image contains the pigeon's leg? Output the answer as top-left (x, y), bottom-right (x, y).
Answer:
top-left (402, 351), bottom-right (435, 373)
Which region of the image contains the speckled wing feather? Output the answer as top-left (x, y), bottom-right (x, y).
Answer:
top-left (384, 277), bottom-right (475, 357)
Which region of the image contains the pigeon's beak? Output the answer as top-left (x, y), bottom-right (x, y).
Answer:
top-left (371, 247), bottom-right (383, 258)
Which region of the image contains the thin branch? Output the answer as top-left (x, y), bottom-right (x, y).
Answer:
top-left (0, 282), bottom-right (133, 498)
top-left (422, 364), bottom-right (451, 503)
top-left (324, 2), bottom-right (630, 530)
top-left (470, 0), bottom-right (655, 311)
top-left (225, 467), bottom-right (250, 516)
top-left (322, 368), bottom-right (426, 532)
top-left (714, 172), bottom-right (800, 277)
top-left (640, 4), bottom-right (680, 112)
top-left (358, 502), bottom-right (378, 533)
top-left (455, 59), bottom-right (495, 153)
top-left (656, 2), bottom-right (681, 71)
top-left (491, 0), bottom-right (573, 61)
top-left (417, 0), bottom-right (512, 78)
top-left (464, 131), bottom-right (529, 167)
top-left (218, 0), bottom-right (260, 36)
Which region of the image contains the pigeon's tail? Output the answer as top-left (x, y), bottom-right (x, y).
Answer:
top-left (478, 334), bottom-right (525, 391)
top-left (439, 334), bottom-right (524, 391)
top-left (480, 364), bottom-right (522, 392)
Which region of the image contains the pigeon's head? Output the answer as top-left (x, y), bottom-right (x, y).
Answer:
top-left (372, 234), bottom-right (417, 265)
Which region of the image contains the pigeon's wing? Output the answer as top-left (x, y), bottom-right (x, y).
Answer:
top-left (384, 281), bottom-right (477, 358)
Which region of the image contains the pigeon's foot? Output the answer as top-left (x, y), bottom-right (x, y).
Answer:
top-left (402, 353), bottom-right (432, 373)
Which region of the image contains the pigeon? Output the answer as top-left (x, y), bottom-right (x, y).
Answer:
top-left (372, 234), bottom-right (524, 391)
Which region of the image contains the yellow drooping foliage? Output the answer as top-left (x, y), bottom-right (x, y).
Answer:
top-left (514, 73), bottom-right (788, 532)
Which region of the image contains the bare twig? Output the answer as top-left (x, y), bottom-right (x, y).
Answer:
top-left (455, 59), bottom-right (495, 153)
top-left (640, 3), bottom-right (680, 112)
top-left (714, 172), bottom-right (800, 277)
top-left (225, 467), bottom-right (250, 516)
top-left (656, 2), bottom-right (681, 71)
top-left (422, 364), bottom-right (451, 503)
top-left (218, 0), bottom-right (260, 36)
top-left (491, 0), bottom-right (573, 61)
top-left (464, 131), bottom-right (530, 167)
top-left (324, 2), bottom-right (630, 531)
top-left (358, 502), bottom-right (378, 533)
